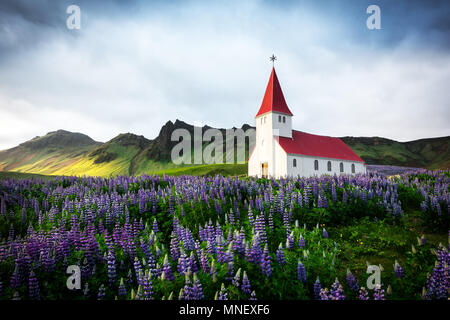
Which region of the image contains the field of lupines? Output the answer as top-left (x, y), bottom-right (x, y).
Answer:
top-left (0, 169), bottom-right (448, 300)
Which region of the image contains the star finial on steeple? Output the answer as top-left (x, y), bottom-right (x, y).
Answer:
top-left (269, 54), bottom-right (277, 67)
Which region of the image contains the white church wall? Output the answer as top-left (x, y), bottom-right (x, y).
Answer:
top-left (286, 154), bottom-right (366, 177)
top-left (270, 112), bottom-right (292, 138)
top-left (286, 154), bottom-right (304, 177)
top-left (272, 138), bottom-right (287, 178)
top-left (255, 114), bottom-right (273, 165)
top-left (248, 147), bottom-right (259, 176)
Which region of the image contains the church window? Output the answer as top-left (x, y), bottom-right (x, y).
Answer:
top-left (327, 161), bottom-right (332, 171)
top-left (293, 158), bottom-right (297, 167)
top-left (283, 116), bottom-right (286, 123)
top-left (264, 116), bottom-right (266, 123)
top-left (351, 163), bottom-right (355, 173)
top-left (278, 115), bottom-right (281, 122)
top-left (314, 160), bottom-right (319, 170)
top-left (340, 162), bottom-right (344, 172)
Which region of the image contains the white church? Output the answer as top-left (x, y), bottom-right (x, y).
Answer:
top-left (248, 67), bottom-right (366, 178)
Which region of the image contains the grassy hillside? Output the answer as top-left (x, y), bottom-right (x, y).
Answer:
top-left (0, 164), bottom-right (247, 179)
top-left (0, 131), bottom-right (152, 177)
top-left (0, 171), bottom-right (55, 180)
top-left (340, 136), bottom-right (450, 169)
top-left (0, 130), bottom-right (100, 174)
top-left (152, 163), bottom-right (248, 176)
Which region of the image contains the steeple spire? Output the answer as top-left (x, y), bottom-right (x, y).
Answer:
top-left (270, 54), bottom-right (277, 67)
top-left (255, 67), bottom-right (293, 118)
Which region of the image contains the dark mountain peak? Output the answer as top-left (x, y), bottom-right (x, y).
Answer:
top-left (174, 119), bottom-right (190, 127)
top-left (340, 136), bottom-right (397, 146)
top-left (108, 133), bottom-right (152, 149)
top-left (241, 123), bottom-right (255, 131)
top-left (18, 129), bottom-right (100, 150)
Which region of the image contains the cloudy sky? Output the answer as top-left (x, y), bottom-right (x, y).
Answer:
top-left (0, 0), bottom-right (449, 149)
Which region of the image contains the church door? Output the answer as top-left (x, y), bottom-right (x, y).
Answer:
top-left (261, 163), bottom-right (268, 178)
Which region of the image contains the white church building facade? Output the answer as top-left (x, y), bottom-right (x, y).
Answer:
top-left (248, 67), bottom-right (366, 178)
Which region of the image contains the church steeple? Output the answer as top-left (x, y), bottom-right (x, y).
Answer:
top-left (255, 67), bottom-right (293, 118)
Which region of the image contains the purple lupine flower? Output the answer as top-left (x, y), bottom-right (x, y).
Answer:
top-left (319, 288), bottom-right (329, 300)
top-left (425, 246), bottom-right (449, 300)
top-left (10, 265), bottom-right (21, 289)
top-left (133, 256), bottom-right (142, 284)
top-left (143, 270), bottom-right (153, 300)
top-left (394, 260), bottom-right (404, 278)
top-left (188, 251), bottom-right (199, 274)
top-left (248, 207), bottom-right (254, 227)
top-left (182, 272), bottom-right (193, 300)
top-left (346, 269), bottom-right (359, 291)
top-left (170, 232), bottom-right (180, 261)
top-left (107, 251), bottom-right (116, 285)
top-left (152, 219), bottom-right (159, 233)
top-left (297, 259), bottom-right (306, 283)
top-left (286, 232), bottom-right (294, 250)
top-left (260, 247), bottom-right (272, 277)
top-left (199, 249), bottom-right (210, 274)
top-left (191, 273), bottom-right (204, 300)
top-left (268, 208), bottom-right (274, 230)
top-left (216, 237), bottom-right (225, 264)
top-left (298, 234), bottom-right (305, 248)
top-left (250, 233), bottom-right (262, 265)
top-left (241, 271), bottom-right (251, 294)
top-left (217, 283), bottom-right (228, 300)
top-left (232, 268), bottom-right (241, 288)
top-left (249, 291), bottom-right (257, 300)
top-left (373, 284), bottom-right (385, 300)
top-left (276, 243), bottom-right (285, 265)
top-left (118, 278), bottom-right (127, 297)
top-left (329, 279), bottom-right (345, 300)
top-left (28, 270), bottom-right (40, 300)
top-left (358, 287), bottom-right (369, 300)
top-left (177, 250), bottom-right (189, 275)
top-left (314, 277), bottom-right (322, 300)
top-left (162, 254), bottom-right (175, 281)
top-left (322, 228), bottom-right (328, 238)
top-left (97, 284), bottom-right (106, 300)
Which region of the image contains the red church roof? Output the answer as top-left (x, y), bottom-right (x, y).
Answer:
top-left (276, 130), bottom-right (365, 162)
top-left (255, 67), bottom-right (293, 118)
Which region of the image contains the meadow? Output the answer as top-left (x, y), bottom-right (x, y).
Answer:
top-left (0, 169), bottom-right (448, 300)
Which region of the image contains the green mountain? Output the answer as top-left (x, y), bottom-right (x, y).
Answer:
top-left (0, 121), bottom-right (448, 177)
top-left (0, 130), bottom-right (101, 174)
top-left (340, 136), bottom-right (450, 170)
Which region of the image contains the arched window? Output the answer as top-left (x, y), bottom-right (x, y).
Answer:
top-left (278, 115), bottom-right (281, 122)
top-left (264, 116), bottom-right (266, 123)
top-left (293, 158), bottom-right (297, 167)
top-left (283, 116), bottom-right (286, 123)
top-left (314, 160), bottom-right (319, 170)
top-left (261, 118), bottom-right (263, 124)
top-left (351, 163), bottom-right (355, 173)
top-left (340, 162), bottom-right (344, 173)
top-left (327, 161), bottom-right (332, 171)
